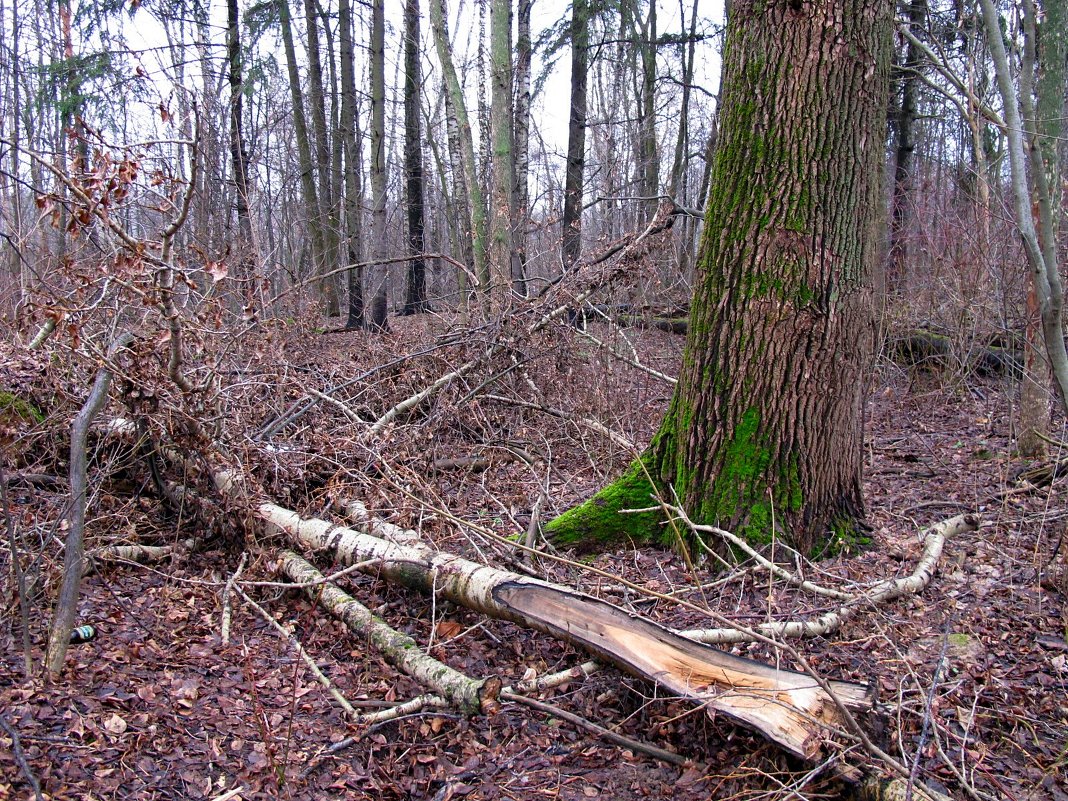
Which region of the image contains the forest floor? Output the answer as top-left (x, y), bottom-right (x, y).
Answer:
top-left (1, 313), bottom-right (1067, 801)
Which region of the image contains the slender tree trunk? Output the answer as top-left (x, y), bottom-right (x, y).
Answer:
top-left (1013, 0), bottom-right (1067, 455)
top-left (367, 0), bottom-right (389, 331)
top-left (981, 0), bottom-right (1068, 419)
top-left (637, 0), bottom-right (659, 222)
top-left (227, 0), bottom-right (257, 272)
top-left (488, 0), bottom-right (514, 310)
top-left (443, 85), bottom-right (474, 318)
top-left (279, 0), bottom-right (328, 312)
top-left (511, 0), bottom-right (532, 296)
top-left (338, 0), bottom-right (364, 329)
top-left (561, 0), bottom-right (589, 272)
top-left (402, 0), bottom-right (430, 315)
top-left (548, 0), bottom-right (893, 555)
top-left (667, 0), bottom-right (698, 200)
top-left (430, 0), bottom-right (489, 304)
top-left (887, 0), bottom-right (925, 293)
top-left (303, 0), bottom-right (339, 316)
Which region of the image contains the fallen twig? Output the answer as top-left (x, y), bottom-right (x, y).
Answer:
top-left (500, 690), bottom-right (690, 767)
top-left (0, 713), bottom-right (44, 801)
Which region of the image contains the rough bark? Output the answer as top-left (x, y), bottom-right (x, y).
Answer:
top-left (547, 0), bottom-right (892, 555)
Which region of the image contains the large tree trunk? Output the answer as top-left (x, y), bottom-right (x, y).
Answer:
top-left (561, 0), bottom-right (589, 272)
top-left (547, 0), bottom-right (892, 555)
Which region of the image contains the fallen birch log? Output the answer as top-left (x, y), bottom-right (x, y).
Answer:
top-left (677, 513), bottom-right (982, 645)
top-left (257, 502), bottom-right (872, 760)
top-left (278, 551), bottom-right (500, 715)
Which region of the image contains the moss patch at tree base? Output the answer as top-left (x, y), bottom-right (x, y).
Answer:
top-left (544, 459), bottom-right (668, 552)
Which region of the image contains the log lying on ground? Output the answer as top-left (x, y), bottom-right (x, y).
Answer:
top-left (257, 502), bottom-right (873, 760)
top-left (889, 329), bottom-right (1022, 377)
top-left (278, 550), bottom-right (500, 715)
top-left (678, 513), bottom-right (980, 644)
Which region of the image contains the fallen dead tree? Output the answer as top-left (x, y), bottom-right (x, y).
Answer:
top-left (278, 550), bottom-right (501, 714)
top-left (251, 500), bottom-right (872, 761)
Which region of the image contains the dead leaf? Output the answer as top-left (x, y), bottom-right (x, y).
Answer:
top-left (104, 713), bottom-right (128, 735)
top-left (435, 620), bottom-right (463, 639)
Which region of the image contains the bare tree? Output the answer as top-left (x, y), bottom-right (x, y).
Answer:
top-left (402, 0), bottom-right (430, 315)
top-left (561, 0), bottom-right (589, 272)
top-left (366, 0), bottom-right (389, 331)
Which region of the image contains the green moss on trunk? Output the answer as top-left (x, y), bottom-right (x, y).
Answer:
top-left (543, 459), bottom-right (665, 551)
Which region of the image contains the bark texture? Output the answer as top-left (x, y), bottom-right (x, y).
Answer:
top-left (547, 0), bottom-right (892, 554)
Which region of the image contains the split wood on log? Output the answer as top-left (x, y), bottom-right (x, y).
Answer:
top-left (256, 502), bottom-right (873, 760)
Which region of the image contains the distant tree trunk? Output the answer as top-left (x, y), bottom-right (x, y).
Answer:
top-left (402, 0), bottom-right (430, 315)
top-left (303, 0), bottom-right (339, 316)
top-left (227, 0), bottom-right (256, 269)
top-left (443, 86), bottom-right (474, 319)
top-left (430, 0), bottom-right (489, 303)
top-left (477, 0), bottom-right (491, 208)
top-left (668, 0), bottom-right (699, 200)
top-left (547, 0), bottom-right (893, 556)
top-left (511, 0), bottom-right (533, 296)
top-left (367, 0), bottom-right (389, 331)
top-left (488, 0), bottom-right (514, 310)
top-left (6, 0), bottom-right (24, 289)
top-left (636, 0), bottom-right (659, 222)
top-left (561, 0), bottom-right (589, 272)
top-left (887, 0), bottom-right (925, 293)
top-left (279, 0), bottom-right (328, 310)
top-left (338, 0), bottom-right (364, 329)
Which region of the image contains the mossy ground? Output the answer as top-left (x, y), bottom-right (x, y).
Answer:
top-left (0, 389), bottom-right (44, 424)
